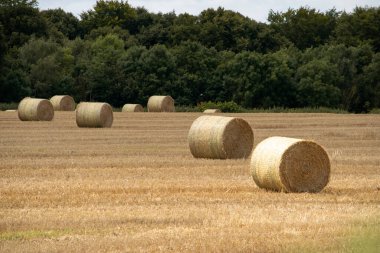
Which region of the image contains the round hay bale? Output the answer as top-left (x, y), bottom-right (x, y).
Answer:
top-left (122, 104), bottom-right (144, 112)
top-left (18, 97), bottom-right (54, 121)
top-left (203, 109), bottom-right (221, 113)
top-left (76, 102), bottom-right (113, 128)
top-left (251, 136), bottom-right (330, 193)
top-left (147, 95), bottom-right (175, 112)
top-left (188, 115), bottom-right (253, 159)
top-left (50, 95), bottom-right (75, 111)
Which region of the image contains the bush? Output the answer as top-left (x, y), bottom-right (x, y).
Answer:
top-left (175, 105), bottom-right (201, 112)
top-left (247, 106), bottom-right (348, 113)
top-left (0, 103), bottom-right (18, 111)
top-left (197, 101), bottom-right (244, 113)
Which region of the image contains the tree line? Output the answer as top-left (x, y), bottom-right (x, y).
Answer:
top-left (0, 0), bottom-right (379, 112)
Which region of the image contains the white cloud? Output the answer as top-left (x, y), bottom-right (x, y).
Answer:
top-left (38, 0), bottom-right (380, 22)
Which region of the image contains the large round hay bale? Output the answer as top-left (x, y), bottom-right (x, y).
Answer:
top-left (18, 97), bottom-right (54, 121)
top-left (188, 115), bottom-right (253, 159)
top-left (203, 109), bottom-right (221, 113)
top-left (147, 95), bottom-right (175, 112)
top-left (76, 102), bottom-right (113, 128)
top-left (251, 136), bottom-right (330, 193)
top-left (122, 104), bottom-right (144, 112)
top-left (50, 95), bottom-right (75, 111)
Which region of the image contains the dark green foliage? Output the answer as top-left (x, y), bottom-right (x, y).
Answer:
top-left (0, 1), bottom-right (379, 113)
top-left (349, 53), bottom-right (380, 112)
top-left (86, 34), bottom-right (126, 105)
top-left (198, 8), bottom-right (260, 52)
top-left (120, 44), bottom-right (178, 105)
top-left (218, 49), bottom-right (297, 108)
top-left (0, 68), bottom-right (30, 102)
top-left (13, 37), bottom-right (75, 98)
top-left (0, 102), bottom-right (18, 110)
top-left (0, 23), bottom-right (6, 61)
top-left (171, 41), bottom-right (221, 105)
top-left (117, 45), bottom-right (148, 105)
top-left (67, 38), bottom-right (92, 102)
top-left (169, 14), bottom-right (200, 46)
top-left (18, 37), bottom-right (60, 67)
top-left (29, 48), bottom-right (75, 98)
top-left (128, 7), bottom-right (154, 35)
top-left (136, 12), bottom-right (176, 47)
top-left (80, 0), bottom-right (136, 34)
top-left (295, 59), bottom-right (342, 107)
top-left (335, 7), bottom-right (380, 52)
top-left (41, 8), bottom-right (80, 40)
top-left (0, 0), bottom-right (47, 49)
top-left (268, 7), bottom-right (339, 50)
top-left (85, 26), bottom-right (130, 41)
top-left (247, 107), bottom-right (348, 114)
top-left (219, 51), bottom-right (264, 106)
top-left (261, 52), bottom-right (298, 107)
top-left (298, 43), bottom-right (375, 110)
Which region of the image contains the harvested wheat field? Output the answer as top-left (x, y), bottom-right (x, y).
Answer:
top-left (0, 112), bottom-right (379, 252)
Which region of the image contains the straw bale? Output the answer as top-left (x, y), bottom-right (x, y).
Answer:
top-left (188, 115), bottom-right (253, 159)
top-left (122, 104), bottom-right (144, 112)
top-left (204, 109), bottom-right (221, 113)
top-left (147, 96), bottom-right (175, 112)
top-left (251, 136), bottom-right (330, 193)
top-left (50, 95), bottom-right (75, 111)
top-left (18, 97), bottom-right (54, 121)
top-left (76, 102), bottom-right (113, 128)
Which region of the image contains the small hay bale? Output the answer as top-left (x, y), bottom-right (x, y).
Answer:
top-left (50, 95), bottom-right (75, 111)
top-left (251, 136), bottom-right (330, 193)
top-left (122, 104), bottom-right (144, 112)
top-left (147, 95), bottom-right (175, 112)
top-left (204, 109), bottom-right (221, 113)
top-left (5, 110), bottom-right (17, 112)
top-left (18, 97), bottom-right (54, 121)
top-left (76, 102), bottom-right (113, 128)
top-left (188, 115), bottom-right (253, 159)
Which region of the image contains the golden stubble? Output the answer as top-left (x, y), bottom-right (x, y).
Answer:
top-left (0, 112), bottom-right (379, 252)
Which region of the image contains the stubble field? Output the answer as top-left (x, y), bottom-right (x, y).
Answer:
top-left (0, 111), bottom-right (379, 252)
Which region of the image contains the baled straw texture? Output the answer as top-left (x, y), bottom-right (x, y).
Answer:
top-left (76, 102), bottom-right (113, 128)
top-left (122, 104), bottom-right (144, 112)
top-left (50, 95), bottom-right (75, 111)
top-left (251, 136), bottom-right (330, 193)
top-left (147, 95), bottom-right (175, 112)
top-left (204, 109), bottom-right (221, 113)
top-left (18, 97), bottom-right (54, 121)
top-left (188, 115), bottom-right (253, 159)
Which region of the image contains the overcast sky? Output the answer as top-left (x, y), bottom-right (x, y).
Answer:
top-left (38, 0), bottom-right (380, 22)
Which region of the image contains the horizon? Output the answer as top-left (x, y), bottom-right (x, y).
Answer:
top-left (37, 0), bottom-right (380, 22)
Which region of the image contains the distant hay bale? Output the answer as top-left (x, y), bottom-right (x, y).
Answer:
top-left (122, 104), bottom-right (144, 112)
top-left (5, 110), bottom-right (16, 112)
top-left (18, 97), bottom-right (54, 121)
top-left (204, 109), bottom-right (221, 113)
top-left (147, 95), bottom-right (175, 112)
top-left (251, 136), bottom-right (330, 193)
top-left (76, 102), bottom-right (113, 128)
top-left (188, 115), bottom-right (253, 159)
top-left (50, 95), bottom-right (75, 111)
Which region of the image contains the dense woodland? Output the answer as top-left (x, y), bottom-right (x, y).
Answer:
top-left (0, 0), bottom-right (379, 112)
